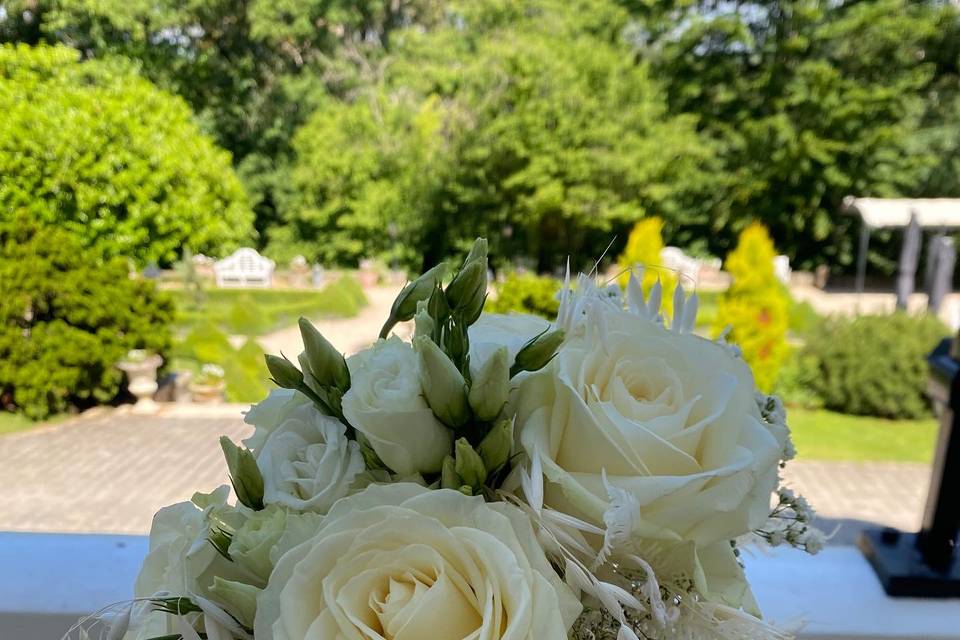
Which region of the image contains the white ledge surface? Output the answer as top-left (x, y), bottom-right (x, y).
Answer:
top-left (746, 545), bottom-right (960, 640)
top-left (1, 533), bottom-right (959, 640)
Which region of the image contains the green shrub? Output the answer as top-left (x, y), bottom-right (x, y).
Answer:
top-left (0, 44), bottom-right (252, 265)
top-left (172, 275), bottom-right (367, 336)
top-left (173, 326), bottom-right (270, 403)
top-left (0, 224), bottom-right (173, 419)
top-left (225, 294), bottom-right (272, 335)
top-left (225, 339), bottom-right (270, 403)
top-left (486, 273), bottom-right (561, 319)
top-left (775, 350), bottom-right (825, 409)
top-left (714, 223), bottom-right (790, 392)
top-left (805, 313), bottom-right (947, 419)
top-left (788, 299), bottom-right (824, 338)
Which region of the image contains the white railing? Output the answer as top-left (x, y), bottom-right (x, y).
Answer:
top-left (1, 535), bottom-right (958, 640)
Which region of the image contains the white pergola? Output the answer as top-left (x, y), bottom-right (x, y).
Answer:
top-left (843, 197), bottom-right (960, 293)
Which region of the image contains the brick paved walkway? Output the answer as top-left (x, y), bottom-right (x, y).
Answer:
top-left (0, 406), bottom-right (252, 534)
top-left (0, 407), bottom-right (932, 541)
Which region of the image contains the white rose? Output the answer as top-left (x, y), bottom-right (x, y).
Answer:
top-left (256, 401), bottom-right (364, 513)
top-left (254, 483), bottom-right (581, 640)
top-left (341, 337), bottom-right (453, 475)
top-left (243, 388), bottom-right (312, 454)
top-left (515, 307), bottom-right (781, 609)
top-left (469, 312), bottom-right (551, 376)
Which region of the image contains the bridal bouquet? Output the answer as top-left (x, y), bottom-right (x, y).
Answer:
top-left (69, 238), bottom-right (822, 640)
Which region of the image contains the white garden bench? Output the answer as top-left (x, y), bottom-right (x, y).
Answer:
top-left (213, 248), bottom-right (275, 288)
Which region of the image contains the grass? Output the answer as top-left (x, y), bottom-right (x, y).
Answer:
top-left (787, 407), bottom-right (938, 463)
top-left (0, 411), bottom-right (68, 436)
top-left (170, 274), bottom-right (367, 336)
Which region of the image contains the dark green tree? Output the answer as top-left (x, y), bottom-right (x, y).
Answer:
top-left (0, 219), bottom-right (175, 419)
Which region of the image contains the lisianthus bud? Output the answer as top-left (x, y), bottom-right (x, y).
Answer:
top-left (299, 318), bottom-right (350, 391)
top-left (427, 283), bottom-right (450, 323)
top-left (468, 346), bottom-right (509, 421)
top-left (463, 237), bottom-right (488, 266)
top-left (265, 354), bottom-right (303, 389)
top-left (415, 337), bottom-right (470, 427)
top-left (441, 455), bottom-right (460, 490)
top-left (477, 418), bottom-right (512, 473)
top-left (413, 299), bottom-right (434, 339)
top-left (510, 328), bottom-right (565, 378)
top-left (446, 260), bottom-right (486, 315)
top-left (454, 437), bottom-right (486, 489)
top-left (380, 263), bottom-right (446, 338)
top-left (220, 436), bottom-right (264, 511)
top-left (208, 577), bottom-right (260, 629)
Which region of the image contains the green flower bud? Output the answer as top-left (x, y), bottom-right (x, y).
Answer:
top-left (463, 237), bottom-right (488, 267)
top-left (427, 282), bottom-right (450, 324)
top-left (454, 437), bottom-right (487, 489)
top-left (220, 436), bottom-right (264, 511)
top-left (445, 260), bottom-right (486, 314)
top-left (208, 578), bottom-right (260, 629)
top-left (413, 299), bottom-right (435, 340)
top-left (415, 337), bottom-right (470, 428)
top-left (441, 455), bottom-right (460, 490)
top-left (510, 328), bottom-right (565, 378)
top-left (299, 318), bottom-right (350, 391)
top-left (442, 318), bottom-right (469, 368)
top-left (468, 346), bottom-right (510, 421)
top-left (380, 263), bottom-right (447, 338)
top-left (264, 354), bottom-right (303, 390)
top-left (477, 418), bottom-right (512, 474)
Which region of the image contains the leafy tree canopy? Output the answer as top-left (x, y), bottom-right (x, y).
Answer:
top-left (0, 44), bottom-right (253, 264)
top-left (280, 0), bottom-right (720, 271)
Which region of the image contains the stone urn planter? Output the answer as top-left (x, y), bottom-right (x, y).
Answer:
top-left (117, 350), bottom-right (163, 414)
top-left (189, 364), bottom-right (226, 404)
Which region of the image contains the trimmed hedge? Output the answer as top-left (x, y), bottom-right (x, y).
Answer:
top-left (805, 313), bottom-right (947, 419)
top-left (486, 273), bottom-right (561, 319)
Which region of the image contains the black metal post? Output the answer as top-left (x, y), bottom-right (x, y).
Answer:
top-left (855, 224), bottom-right (870, 295)
top-left (858, 337), bottom-right (960, 596)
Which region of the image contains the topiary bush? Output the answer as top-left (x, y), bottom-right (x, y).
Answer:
top-left (0, 43), bottom-right (253, 265)
top-left (714, 223), bottom-right (791, 392)
top-left (486, 272), bottom-right (561, 319)
top-left (0, 223), bottom-right (174, 419)
top-left (805, 313), bottom-right (947, 420)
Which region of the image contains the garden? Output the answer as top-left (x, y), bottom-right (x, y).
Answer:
top-left (1, 0), bottom-right (957, 466)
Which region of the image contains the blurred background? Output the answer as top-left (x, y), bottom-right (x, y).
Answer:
top-left (2, 0), bottom-right (960, 635)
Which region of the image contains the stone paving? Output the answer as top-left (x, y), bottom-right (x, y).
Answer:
top-left (0, 405), bottom-right (253, 535)
top-left (0, 405), bottom-right (932, 541)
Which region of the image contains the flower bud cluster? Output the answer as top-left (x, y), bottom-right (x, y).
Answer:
top-left (756, 487), bottom-right (824, 554)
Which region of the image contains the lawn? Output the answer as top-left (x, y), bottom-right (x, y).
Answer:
top-left (0, 412), bottom-right (68, 436)
top-left (170, 274), bottom-right (367, 336)
top-left (787, 407), bottom-right (938, 463)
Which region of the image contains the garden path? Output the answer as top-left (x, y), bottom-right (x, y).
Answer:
top-left (0, 406), bottom-right (931, 542)
top-left (256, 284), bottom-right (407, 358)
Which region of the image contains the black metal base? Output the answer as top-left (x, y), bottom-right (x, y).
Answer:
top-left (858, 528), bottom-right (960, 597)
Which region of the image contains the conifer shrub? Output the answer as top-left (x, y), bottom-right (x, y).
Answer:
top-left (0, 223), bottom-right (173, 419)
top-left (714, 223), bottom-right (790, 392)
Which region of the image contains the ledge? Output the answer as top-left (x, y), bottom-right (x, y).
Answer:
top-left (746, 546), bottom-right (960, 639)
top-left (1, 533), bottom-right (958, 640)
